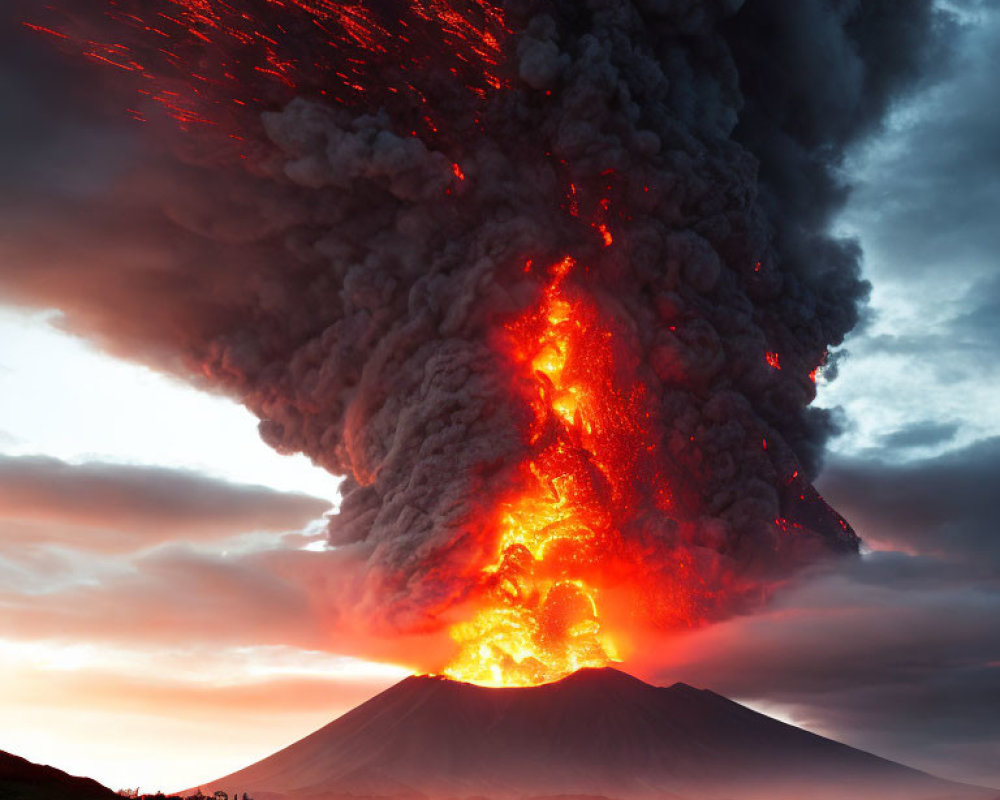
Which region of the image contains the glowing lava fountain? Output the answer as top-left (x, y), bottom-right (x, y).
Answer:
top-left (446, 257), bottom-right (661, 686)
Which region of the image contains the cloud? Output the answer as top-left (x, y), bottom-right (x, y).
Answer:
top-left (630, 439), bottom-right (1000, 789)
top-left (0, 455), bottom-right (331, 551)
top-left (818, 6), bottom-right (1000, 457)
top-left (0, 536), bottom-right (449, 669)
top-left (5, 659), bottom-right (400, 719)
top-left (0, 639), bottom-right (408, 792)
top-left (953, 272), bottom-right (1000, 346)
top-left (878, 421), bottom-right (960, 450)
top-left (839, 8), bottom-right (1000, 284)
top-left (641, 555), bottom-right (1000, 787)
top-left (819, 438), bottom-right (1000, 565)
top-left (0, 545), bottom-right (318, 647)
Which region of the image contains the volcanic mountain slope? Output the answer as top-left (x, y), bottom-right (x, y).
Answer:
top-left (195, 667), bottom-right (997, 800)
top-left (0, 749), bottom-right (119, 800)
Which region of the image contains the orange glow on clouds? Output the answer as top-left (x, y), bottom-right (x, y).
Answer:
top-left (0, 640), bottom-right (408, 792)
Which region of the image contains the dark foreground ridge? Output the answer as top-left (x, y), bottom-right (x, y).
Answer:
top-left (192, 667), bottom-right (999, 800)
top-left (0, 749), bottom-right (119, 800)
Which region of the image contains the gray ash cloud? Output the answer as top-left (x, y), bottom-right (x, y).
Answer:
top-left (0, 0), bottom-right (940, 634)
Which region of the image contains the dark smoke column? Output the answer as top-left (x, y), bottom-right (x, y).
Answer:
top-left (10, 0), bottom-right (938, 649)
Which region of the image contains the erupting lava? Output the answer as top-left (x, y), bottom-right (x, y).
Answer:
top-left (446, 257), bottom-right (659, 687)
top-left (25, 0), bottom-right (868, 694)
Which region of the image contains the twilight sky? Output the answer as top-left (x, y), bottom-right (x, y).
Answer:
top-left (1, 0), bottom-right (999, 794)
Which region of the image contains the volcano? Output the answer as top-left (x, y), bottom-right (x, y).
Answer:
top-left (194, 668), bottom-right (995, 800)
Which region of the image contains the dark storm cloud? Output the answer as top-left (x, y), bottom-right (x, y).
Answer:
top-left (637, 435), bottom-right (1000, 788)
top-left (844, 9), bottom-right (1000, 284)
top-left (0, 455), bottom-right (331, 549)
top-left (858, 332), bottom-right (973, 357)
top-left (952, 273), bottom-right (1000, 345)
top-left (688, 589), bottom-right (999, 788)
top-left (819, 438), bottom-right (1000, 566)
top-left (878, 420), bottom-right (960, 450)
top-left (724, 0), bottom-right (946, 259)
top-left (833, 4), bottom-right (1000, 371)
top-left (647, 551), bottom-right (1000, 788)
top-left (812, 6), bottom-right (1000, 481)
top-left (856, 272), bottom-right (1000, 363)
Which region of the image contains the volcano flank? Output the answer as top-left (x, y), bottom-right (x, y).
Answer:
top-left (194, 668), bottom-right (995, 800)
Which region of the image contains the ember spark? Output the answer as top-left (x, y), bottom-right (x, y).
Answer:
top-left (28, 0), bottom-right (511, 132)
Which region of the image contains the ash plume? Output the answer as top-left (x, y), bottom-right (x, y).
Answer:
top-left (1, 0), bottom-right (938, 641)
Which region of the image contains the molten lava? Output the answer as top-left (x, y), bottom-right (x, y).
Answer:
top-left (445, 257), bottom-right (658, 687)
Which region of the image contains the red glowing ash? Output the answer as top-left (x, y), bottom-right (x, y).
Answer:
top-left (28, 0), bottom-right (511, 133)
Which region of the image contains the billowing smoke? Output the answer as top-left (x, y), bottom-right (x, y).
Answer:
top-left (4, 0), bottom-right (937, 642)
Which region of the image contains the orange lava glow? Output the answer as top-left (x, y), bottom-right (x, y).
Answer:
top-left (445, 257), bottom-right (657, 687)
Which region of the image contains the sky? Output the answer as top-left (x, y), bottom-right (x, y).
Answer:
top-left (1, 0), bottom-right (999, 795)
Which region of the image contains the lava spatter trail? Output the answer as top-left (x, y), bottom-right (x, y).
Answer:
top-left (27, 0), bottom-right (511, 133)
